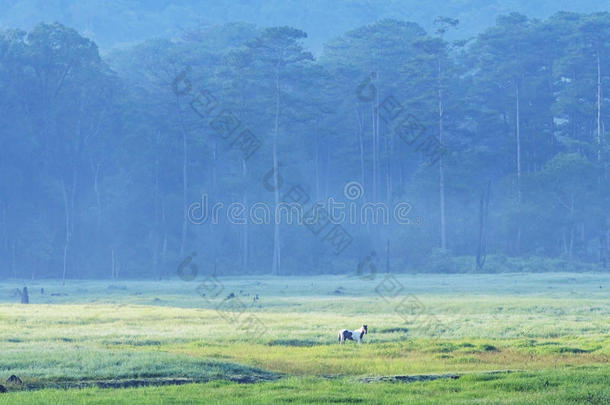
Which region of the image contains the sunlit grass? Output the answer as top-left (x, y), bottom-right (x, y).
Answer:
top-left (1, 368), bottom-right (608, 405)
top-left (0, 273), bottom-right (608, 403)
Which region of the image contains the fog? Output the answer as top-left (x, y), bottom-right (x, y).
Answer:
top-left (1, 0), bottom-right (610, 280)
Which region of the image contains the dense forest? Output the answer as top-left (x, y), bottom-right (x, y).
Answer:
top-left (1, 0), bottom-right (607, 52)
top-left (0, 11), bottom-right (609, 279)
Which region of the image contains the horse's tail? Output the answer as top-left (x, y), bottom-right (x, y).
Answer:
top-left (338, 331), bottom-right (341, 342)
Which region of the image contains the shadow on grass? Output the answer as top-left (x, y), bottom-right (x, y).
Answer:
top-left (0, 358), bottom-right (280, 393)
top-left (266, 339), bottom-right (321, 347)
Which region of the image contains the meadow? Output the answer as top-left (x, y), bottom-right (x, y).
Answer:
top-left (0, 273), bottom-right (608, 404)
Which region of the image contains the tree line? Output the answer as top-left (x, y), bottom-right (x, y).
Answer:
top-left (0, 12), bottom-right (609, 279)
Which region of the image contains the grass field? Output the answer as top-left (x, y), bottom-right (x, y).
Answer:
top-left (0, 273), bottom-right (608, 404)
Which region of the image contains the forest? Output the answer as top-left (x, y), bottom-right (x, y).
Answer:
top-left (0, 11), bottom-right (609, 279)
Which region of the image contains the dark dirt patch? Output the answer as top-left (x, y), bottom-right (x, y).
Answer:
top-left (379, 327), bottom-right (409, 333)
top-left (558, 347), bottom-right (591, 354)
top-left (361, 370), bottom-right (515, 384)
top-left (5, 374), bottom-right (279, 392)
top-left (267, 339), bottom-right (319, 347)
top-left (361, 374), bottom-right (460, 383)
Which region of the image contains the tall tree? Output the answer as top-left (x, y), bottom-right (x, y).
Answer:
top-left (244, 27), bottom-right (313, 275)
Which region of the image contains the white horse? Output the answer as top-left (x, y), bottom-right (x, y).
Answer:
top-left (338, 324), bottom-right (367, 344)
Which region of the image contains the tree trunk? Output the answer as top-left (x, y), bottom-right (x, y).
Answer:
top-left (92, 162), bottom-right (102, 231)
top-left (175, 96), bottom-right (189, 257)
top-left (161, 203), bottom-right (168, 279)
top-left (242, 158), bottom-right (249, 274)
top-left (569, 194), bottom-right (575, 260)
top-left (476, 181), bottom-right (491, 272)
top-left (61, 179), bottom-right (71, 285)
top-left (272, 64), bottom-right (281, 275)
top-left (324, 147), bottom-right (330, 199)
top-left (385, 239), bottom-right (390, 274)
top-left (212, 140), bottom-right (218, 276)
top-left (372, 104), bottom-right (377, 202)
top-left (111, 248), bottom-right (116, 279)
top-left (386, 125), bottom-right (392, 205)
top-left (152, 131), bottom-right (161, 279)
top-left (515, 81), bottom-right (522, 254)
top-left (595, 49), bottom-right (605, 266)
top-left (600, 232), bottom-right (607, 268)
top-left (438, 57), bottom-right (447, 250)
top-left (315, 130), bottom-right (321, 201)
top-left (606, 226), bottom-right (610, 267)
top-left (357, 109), bottom-right (365, 188)
top-left (20, 287), bottom-right (29, 304)
top-left (12, 241), bottom-right (16, 279)
top-left (596, 50), bottom-right (602, 162)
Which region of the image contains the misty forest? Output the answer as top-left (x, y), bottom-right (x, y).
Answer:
top-left (1, 9), bottom-right (610, 280)
top-left (0, 2), bottom-right (609, 404)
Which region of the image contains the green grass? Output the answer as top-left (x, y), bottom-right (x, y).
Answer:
top-left (0, 273), bottom-right (608, 403)
top-left (2, 369), bottom-right (609, 405)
